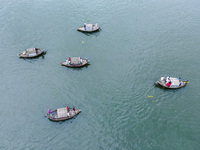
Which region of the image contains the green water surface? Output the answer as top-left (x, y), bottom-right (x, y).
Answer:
top-left (0, 0), bottom-right (200, 149)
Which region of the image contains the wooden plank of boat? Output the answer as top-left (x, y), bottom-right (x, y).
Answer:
top-left (18, 48), bottom-right (46, 58)
top-left (77, 24), bottom-right (100, 32)
top-left (61, 57), bottom-right (88, 68)
top-left (155, 76), bottom-right (188, 89)
top-left (47, 107), bottom-right (81, 122)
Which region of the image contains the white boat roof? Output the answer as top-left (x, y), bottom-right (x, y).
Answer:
top-left (170, 78), bottom-right (179, 86)
top-left (57, 108), bottom-right (68, 118)
top-left (86, 24), bottom-right (93, 28)
top-left (26, 48), bottom-right (36, 54)
top-left (86, 24), bottom-right (93, 31)
top-left (71, 57), bottom-right (81, 64)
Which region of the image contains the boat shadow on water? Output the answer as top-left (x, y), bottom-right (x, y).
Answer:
top-left (80, 30), bottom-right (101, 37)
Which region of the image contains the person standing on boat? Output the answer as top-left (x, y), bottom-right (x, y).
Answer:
top-left (66, 59), bottom-right (68, 65)
top-left (84, 23), bottom-right (86, 30)
top-left (95, 23), bottom-right (98, 29)
top-left (66, 106), bottom-right (69, 112)
top-left (47, 109), bottom-right (51, 115)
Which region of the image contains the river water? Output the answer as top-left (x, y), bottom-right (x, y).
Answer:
top-left (0, 0), bottom-right (200, 149)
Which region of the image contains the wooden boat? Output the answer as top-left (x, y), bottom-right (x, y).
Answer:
top-left (61, 57), bottom-right (89, 68)
top-left (47, 107), bottom-right (81, 122)
top-left (77, 23), bottom-right (100, 32)
top-left (18, 48), bottom-right (45, 58)
top-left (155, 76), bottom-right (189, 89)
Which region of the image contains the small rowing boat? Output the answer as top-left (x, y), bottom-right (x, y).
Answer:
top-left (155, 76), bottom-right (189, 89)
top-left (77, 23), bottom-right (100, 32)
top-left (61, 57), bottom-right (89, 68)
top-left (18, 48), bottom-right (46, 58)
top-left (47, 107), bottom-right (81, 122)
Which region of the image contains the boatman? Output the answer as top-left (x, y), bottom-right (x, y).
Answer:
top-left (84, 23), bottom-right (86, 30)
top-left (47, 109), bottom-right (51, 115)
top-left (95, 23), bottom-right (98, 29)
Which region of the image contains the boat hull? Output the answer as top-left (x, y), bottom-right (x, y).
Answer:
top-left (156, 81), bottom-right (188, 89)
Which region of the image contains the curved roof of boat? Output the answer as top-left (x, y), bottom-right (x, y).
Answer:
top-left (71, 57), bottom-right (81, 64)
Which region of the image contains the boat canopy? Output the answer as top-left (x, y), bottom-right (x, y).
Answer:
top-left (27, 48), bottom-right (36, 53)
top-left (57, 108), bottom-right (68, 118)
top-left (169, 78), bottom-right (180, 88)
top-left (85, 24), bottom-right (93, 31)
top-left (22, 48), bottom-right (37, 57)
top-left (71, 57), bottom-right (81, 65)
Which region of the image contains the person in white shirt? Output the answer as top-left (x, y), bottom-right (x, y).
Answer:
top-left (95, 23), bottom-right (98, 29)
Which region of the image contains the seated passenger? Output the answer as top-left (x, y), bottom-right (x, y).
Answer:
top-left (167, 81), bottom-right (172, 87)
top-left (66, 106), bottom-right (69, 112)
